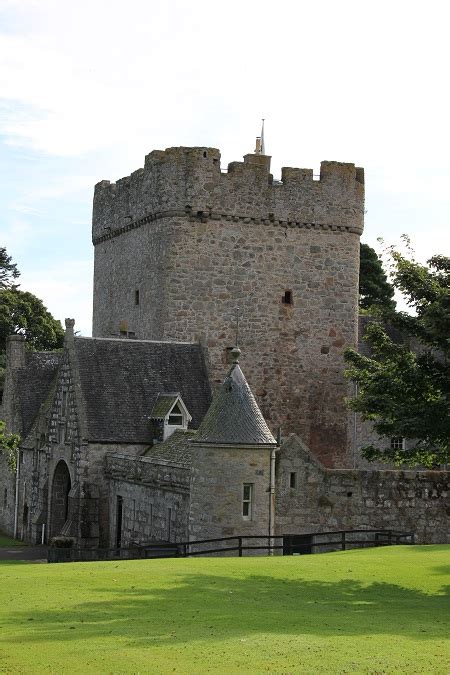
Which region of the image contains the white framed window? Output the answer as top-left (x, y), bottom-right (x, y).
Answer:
top-left (242, 483), bottom-right (253, 520)
top-left (168, 403), bottom-right (184, 427)
top-left (390, 437), bottom-right (406, 450)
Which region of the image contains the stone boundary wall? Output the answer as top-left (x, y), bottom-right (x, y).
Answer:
top-left (105, 452), bottom-right (190, 492)
top-left (276, 435), bottom-right (450, 544)
top-left (105, 453), bottom-right (190, 546)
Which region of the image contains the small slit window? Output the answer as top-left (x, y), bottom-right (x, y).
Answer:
top-left (134, 290), bottom-right (140, 306)
top-left (289, 472), bottom-right (297, 489)
top-left (282, 290), bottom-right (293, 305)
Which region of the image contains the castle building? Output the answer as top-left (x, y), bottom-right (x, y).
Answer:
top-left (0, 144), bottom-right (448, 549)
top-left (92, 147), bottom-right (364, 467)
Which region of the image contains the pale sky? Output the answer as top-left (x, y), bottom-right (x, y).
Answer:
top-left (1, 0), bottom-right (449, 335)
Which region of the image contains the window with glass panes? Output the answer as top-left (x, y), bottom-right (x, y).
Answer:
top-left (242, 483), bottom-right (253, 520)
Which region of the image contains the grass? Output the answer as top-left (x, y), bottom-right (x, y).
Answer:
top-left (0, 546), bottom-right (449, 674)
top-left (0, 533), bottom-right (24, 547)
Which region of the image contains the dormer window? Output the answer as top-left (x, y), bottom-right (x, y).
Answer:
top-left (168, 403), bottom-right (183, 426)
top-left (150, 393), bottom-right (192, 441)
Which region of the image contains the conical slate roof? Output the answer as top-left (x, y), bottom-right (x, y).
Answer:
top-left (193, 353), bottom-right (277, 447)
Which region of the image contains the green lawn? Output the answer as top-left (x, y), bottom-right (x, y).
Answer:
top-left (0, 533), bottom-right (24, 547)
top-left (0, 546), bottom-right (449, 673)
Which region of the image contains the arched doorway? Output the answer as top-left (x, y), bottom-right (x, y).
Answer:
top-left (50, 460), bottom-right (71, 538)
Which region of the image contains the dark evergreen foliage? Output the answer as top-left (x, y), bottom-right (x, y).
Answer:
top-left (359, 243), bottom-right (396, 311)
top-left (346, 250), bottom-right (450, 467)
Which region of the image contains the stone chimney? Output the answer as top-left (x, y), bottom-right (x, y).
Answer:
top-left (2, 335), bottom-right (26, 432)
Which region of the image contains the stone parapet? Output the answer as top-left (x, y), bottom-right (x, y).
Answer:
top-left (92, 147), bottom-right (364, 243)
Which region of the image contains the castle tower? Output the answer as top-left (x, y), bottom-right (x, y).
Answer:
top-left (189, 346), bottom-right (277, 541)
top-left (92, 146), bottom-right (364, 467)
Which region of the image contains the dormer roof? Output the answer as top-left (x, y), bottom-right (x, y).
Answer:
top-left (150, 393), bottom-right (191, 422)
top-left (193, 357), bottom-right (277, 447)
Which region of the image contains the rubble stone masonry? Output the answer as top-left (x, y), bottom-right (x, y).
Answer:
top-left (92, 148), bottom-right (365, 467)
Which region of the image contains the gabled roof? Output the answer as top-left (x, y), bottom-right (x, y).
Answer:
top-left (193, 355), bottom-right (277, 447)
top-left (16, 351), bottom-right (62, 435)
top-left (151, 394), bottom-right (180, 418)
top-left (74, 337), bottom-right (211, 442)
top-left (150, 393), bottom-right (191, 421)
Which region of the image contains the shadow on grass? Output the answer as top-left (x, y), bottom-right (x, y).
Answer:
top-left (2, 571), bottom-right (449, 648)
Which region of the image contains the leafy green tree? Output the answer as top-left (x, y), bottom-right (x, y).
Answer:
top-left (359, 243), bottom-right (396, 311)
top-left (0, 247), bottom-right (20, 289)
top-left (0, 289), bottom-right (64, 354)
top-left (345, 250), bottom-right (450, 467)
top-left (0, 420), bottom-right (20, 472)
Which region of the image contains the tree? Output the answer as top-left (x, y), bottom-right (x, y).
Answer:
top-left (0, 289), bottom-right (64, 354)
top-left (345, 249), bottom-right (450, 467)
top-left (0, 250), bottom-right (64, 395)
top-left (359, 243), bottom-right (396, 311)
top-left (0, 420), bottom-right (20, 473)
top-left (0, 247), bottom-right (20, 289)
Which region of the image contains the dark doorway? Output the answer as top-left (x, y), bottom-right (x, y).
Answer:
top-left (50, 460), bottom-right (71, 538)
top-left (283, 534), bottom-right (313, 555)
top-left (116, 496), bottom-right (123, 549)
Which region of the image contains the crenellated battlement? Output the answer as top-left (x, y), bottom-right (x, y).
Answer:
top-left (92, 147), bottom-right (364, 243)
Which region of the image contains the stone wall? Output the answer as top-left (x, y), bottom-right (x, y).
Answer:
top-left (189, 444), bottom-right (272, 541)
top-left (92, 147), bottom-right (365, 467)
top-left (106, 453), bottom-right (190, 546)
top-left (0, 454), bottom-right (16, 535)
top-left (276, 435), bottom-right (450, 544)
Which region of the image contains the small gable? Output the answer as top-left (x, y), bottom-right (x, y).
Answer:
top-left (150, 393), bottom-right (192, 441)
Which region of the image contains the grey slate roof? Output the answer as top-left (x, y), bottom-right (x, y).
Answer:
top-left (16, 351), bottom-right (62, 435)
top-left (74, 337), bottom-right (211, 443)
top-left (193, 361), bottom-right (277, 446)
top-left (144, 429), bottom-right (196, 468)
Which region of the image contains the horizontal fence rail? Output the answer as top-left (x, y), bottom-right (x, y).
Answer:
top-left (48, 529), bottom-right (414, 563)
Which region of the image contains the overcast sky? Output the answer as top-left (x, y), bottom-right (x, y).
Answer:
top-left (1, 0), bottom-right (449, 335)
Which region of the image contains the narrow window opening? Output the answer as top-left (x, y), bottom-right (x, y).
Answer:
top-left (289, 472), bottom-right (297, 489)
top-left (203, 151), bottom-right (207, 158)
top-left (282, 290), bottom-right (293, 305)
top-left (242, 483), bottom-right (253, 520)
top-left (134, 289), bottom-right (140, 306)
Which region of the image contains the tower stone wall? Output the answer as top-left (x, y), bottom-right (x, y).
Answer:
top-left (92, 147), bottom-right (364, 467)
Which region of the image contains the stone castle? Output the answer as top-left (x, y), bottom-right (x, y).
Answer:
top-left (92, 147), bottom-right (364, 467)
top-left (0, 144), bottom-right (448, 550)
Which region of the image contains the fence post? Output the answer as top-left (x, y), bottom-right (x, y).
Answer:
top-left (238, 537), bottom-right (243, 557)
top-left (388, 530), bottom-right (392, 546)
top-left (341, 532), bottom-right (346, 551)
